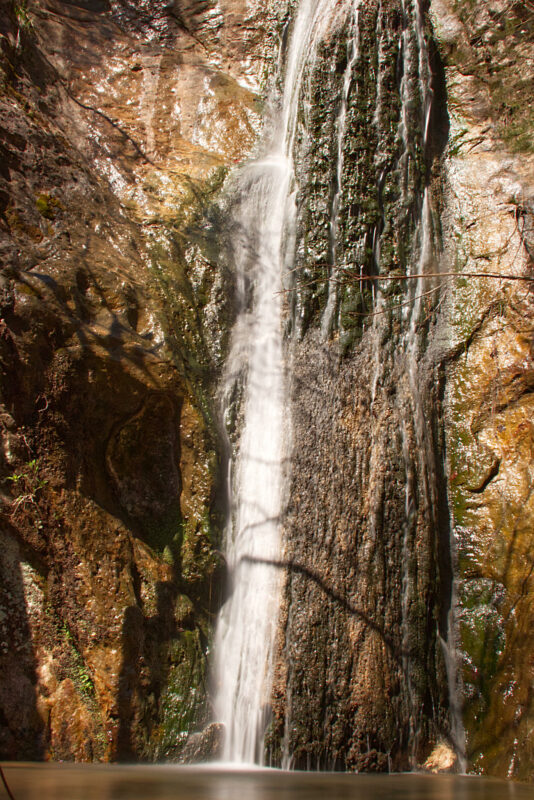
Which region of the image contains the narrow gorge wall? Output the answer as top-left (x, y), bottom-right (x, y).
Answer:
top-left (432, 0), bottom-right (534, 781)
top-left (0, 0), bottom-right (287, 760)
top-left (263, 0), bottom-right (533, 777)
top-left (265, 0), bottom-right (454, 771)
top-left (0, 0), bottom-right (532, 779)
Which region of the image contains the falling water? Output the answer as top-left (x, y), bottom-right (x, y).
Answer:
top-left (397, 0), bottom-right (437, 763)
top-left (213, 0), bottom-right (339, 764)
top-left (213, 0), bottom-right (465, 769)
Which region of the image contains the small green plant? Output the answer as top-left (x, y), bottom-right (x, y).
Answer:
top-left (59, 623), bottom-right (97, 698)
top-left (7, 458), bottom-right (48, 523)
top-left (76, 665), bottom-right (96, 697)
top-left (13, 1), bottom-right (33, 31)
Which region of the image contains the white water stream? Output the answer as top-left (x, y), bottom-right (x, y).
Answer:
top-left (213, 0), bottom-right (341, 765)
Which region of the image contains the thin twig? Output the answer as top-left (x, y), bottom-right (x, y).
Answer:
top-left (280, 270), bottom-right (534, 294)
top-left (338, 271), bottom-right (534, 283)
top-left (0, 766), bottom-right (16, 800)
top-left (346, 284), bottom-right (444, 318)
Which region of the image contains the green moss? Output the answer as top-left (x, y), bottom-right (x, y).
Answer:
top-left (140, 178), bottom-right (227, 650)
top-left (59, 623), bottom-right (97, 700)
top-left (288, 0), bottom-right (430, 349)
top-left (147, 202), bottom-right (231, 428)
top-left (13, 0), bottom-right (32, 27)
top-left (6, 205), bottom-right (43, 240)
top-left (35, 193), bottom-right (63, 220)
top-left (141, 501), bottom-right (184, 558)
top-left (152, 628), bottom-right (208, 759)
top-left (38, 614), bottom-right (108, 758)
top-left (181, 511), bottom-right (220, 588)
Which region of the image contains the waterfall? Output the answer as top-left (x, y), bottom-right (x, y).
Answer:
top-left (213, 0), bottom-right (339, 765)
top-left (212, 0), bottom-right (465, 770)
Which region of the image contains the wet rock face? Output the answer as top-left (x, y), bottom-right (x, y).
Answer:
top-left (0, 0), bottom-right (282, 762)
top-left (0, 0), bottom-right (532, 776)
top-left (180, 721), bottom-right (224, 763)
top-left (431, 0), bottom-right (534, 781)
top-left (269, 334), bottom-right (451, 771)
top-left (267, 0), bottom-right (533, 777)
top-left (267, 0), bottom-right (532, 778)
top-left (266, 0), bottom-right (453, 770)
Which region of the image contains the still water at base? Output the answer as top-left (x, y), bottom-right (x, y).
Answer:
top-left (3, 765), bottom-right (532, 800)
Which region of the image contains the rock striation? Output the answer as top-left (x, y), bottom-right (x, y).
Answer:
top-left (266, 0), bottom-right (453, 770)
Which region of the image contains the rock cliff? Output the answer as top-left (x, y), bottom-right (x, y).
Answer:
top-left (0, 0), bottom-right (283, 761)
top-left (432, 0), bottom-right (534, 781)
top-left (0, 0), bottom-right (532, 779)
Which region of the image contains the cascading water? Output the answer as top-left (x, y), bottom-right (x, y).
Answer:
top-left (213, 0), bottom-right (464, 772)
top-left (213, 0), bottom-right (340, 764)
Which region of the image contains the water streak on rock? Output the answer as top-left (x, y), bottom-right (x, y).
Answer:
top-left (322, 0), bottom-right (361, 338)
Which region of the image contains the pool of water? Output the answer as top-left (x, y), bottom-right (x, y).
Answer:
top-left (2, 765), bottom-right (532, 800)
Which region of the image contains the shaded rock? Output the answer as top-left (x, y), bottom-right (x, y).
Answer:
top-left (106, 394), bottom-right (181, 520)
top-left (179, 722), bottom-right (225, 763)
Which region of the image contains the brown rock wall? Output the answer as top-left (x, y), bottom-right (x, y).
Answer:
top-left (431, 0), bottom-right (534, 780)
top-left (0, 0), bottom-right (281, 762)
